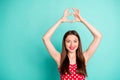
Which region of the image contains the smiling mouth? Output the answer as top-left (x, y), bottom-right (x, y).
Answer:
top-left (69, 46), bottom-right (75, 50)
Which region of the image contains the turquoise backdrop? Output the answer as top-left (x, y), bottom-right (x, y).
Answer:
top-left (0, 0), bottom-right (120, 80)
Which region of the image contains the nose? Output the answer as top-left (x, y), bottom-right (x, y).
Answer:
top-left (70, 42), bottom-right (74, 46)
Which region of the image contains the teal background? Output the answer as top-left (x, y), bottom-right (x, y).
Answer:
top-left (0, 0), bottom-right (120, 80)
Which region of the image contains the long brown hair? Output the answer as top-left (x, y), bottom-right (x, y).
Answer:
top-left (60, 30), bottom-right (87, 76)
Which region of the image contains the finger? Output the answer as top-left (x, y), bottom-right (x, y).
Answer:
top-left (68, 13), bottom-right (73, 15)
top-left (71, 19), bottom-right (79, 22)
top-left (73, 11), bottom-right (75, 16)
top-left (65, 8), bottom-right (71, 12)
top-left (72, 8), bottom-right (76, 12)
top-left (64, 8), bottom-right (68, 13)
top-left (77, 9), bottom-right (80, 13)
top-left (74, 8), bottom-right (78, 11)
top-left (72, 20), bottom-right (76, 22)
top-left (73, 8), bottom-right (79, 15)
top-left (65, 8), bottom-right (71, 15)
top-left (66, 19), bottom-right (73, 22)
top-left (64, 9), bottom-right (68, 13)
top-left (73, 8), bottom-right (80, 13)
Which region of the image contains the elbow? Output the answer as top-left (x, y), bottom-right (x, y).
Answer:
top-left (42, 36), bottom-right (49, 42)
top-left (94, 33), bottom-right (102, 40)
top-left (42, 36), bottom-right (45, 40)
top-left (42, 36), bottom-right (46, 42)
top-left (99, 33), bottom-right (102, 39)
top-left (98, 33), bottom-right (102, 39)
top-left (98, 33), bottom-right (102, 41)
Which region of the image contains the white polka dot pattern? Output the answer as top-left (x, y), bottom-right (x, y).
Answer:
top-left (60, 64), bottom-right (85, 80)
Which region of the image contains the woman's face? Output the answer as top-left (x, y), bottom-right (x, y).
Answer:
top-left (65, 35), bottom-right (79, 53)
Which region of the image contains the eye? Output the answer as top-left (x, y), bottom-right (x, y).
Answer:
top-left (74, 40), bottom-right (78, 43)
top-left (66, 40), bottom-right (70, 43)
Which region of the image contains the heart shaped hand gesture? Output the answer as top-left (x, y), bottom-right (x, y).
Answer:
top-left (61, 8), bottom-right (83, 23)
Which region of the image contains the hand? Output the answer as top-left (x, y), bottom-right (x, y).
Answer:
top-left (61, 9), bottom-right (73, 23)
top-left (72, 8), bottom-right (82, 22)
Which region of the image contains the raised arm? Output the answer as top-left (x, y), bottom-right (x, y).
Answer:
top-left (73, 8), bottom-right (102, 64)
top-left (42, 9), bottom-right (71, 66)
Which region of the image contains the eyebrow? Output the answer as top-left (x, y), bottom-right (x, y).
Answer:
top-left (65, 39), bottom-right (78, 41)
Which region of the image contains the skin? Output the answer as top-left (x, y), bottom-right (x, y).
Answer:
top-left (65, 35), bottom-right (79, 54)
top-left (43, 8), bottom-right (102, 68)
top-left (65, 35), bottom-right (79, 65)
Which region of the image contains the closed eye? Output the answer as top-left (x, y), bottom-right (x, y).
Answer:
top-left (74, 40), bottom-right (78, 43)
top-left (66, 40), bottom-right (70, 43)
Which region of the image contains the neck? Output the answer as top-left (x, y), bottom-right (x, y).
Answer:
top-left (68, 52), bottom-right (76, 64)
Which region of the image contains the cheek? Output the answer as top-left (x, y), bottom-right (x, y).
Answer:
top-left (74, 43), bottom-right (79, 49)
top-left (65, 43), bottom-right (71, 50)
top-left (76, 43), bottom-right (79, 47)
top-left (65, 43), bottom-right (70, 48)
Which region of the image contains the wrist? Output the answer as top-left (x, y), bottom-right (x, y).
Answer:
top-left (57, 18), bottom-right (63, 23)
top-left (80, 17), bottom-right (84, 23)
top-left (60, 17), bottom-right (64, 23)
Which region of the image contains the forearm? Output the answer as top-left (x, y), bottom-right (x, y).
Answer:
top-left (80, 17), bottom-right (102, 38)
top-left (81, 17), bottom-right (102, 62)
top-left (43, 18), bottom-right (63, 40)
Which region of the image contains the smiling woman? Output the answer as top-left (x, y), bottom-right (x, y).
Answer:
top-left (65, 31), bottom-right (79, 52)
top-left (42, 8), bottom-right (102, 80)
top-left (1, 0), bottom-right (120, 80)
top-left (60, 30), bottom-right (86, 80)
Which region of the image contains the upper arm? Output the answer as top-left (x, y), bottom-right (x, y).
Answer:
top-left (83, 36), bottom-right (102, 64)
top-left (43, 39), bottom-right (61, 66)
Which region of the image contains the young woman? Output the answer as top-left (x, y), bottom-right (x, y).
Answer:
top-left (43, 8), bottom-right (102, 80)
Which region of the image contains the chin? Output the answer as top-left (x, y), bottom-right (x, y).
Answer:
top-left (68, 50), bottom-right (76, 53)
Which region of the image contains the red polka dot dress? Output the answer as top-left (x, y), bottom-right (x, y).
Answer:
top-left (60, 64), bottom-right (85, 80)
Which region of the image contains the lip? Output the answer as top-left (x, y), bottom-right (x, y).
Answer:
top-left (69, 46), bottom-right (75, 50)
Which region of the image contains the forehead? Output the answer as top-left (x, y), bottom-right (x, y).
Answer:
top-left (65, 35), bottom-right (78, 40)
